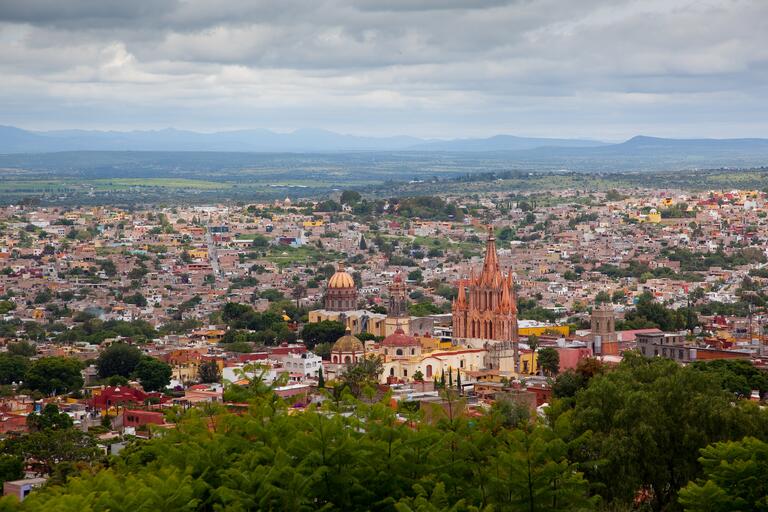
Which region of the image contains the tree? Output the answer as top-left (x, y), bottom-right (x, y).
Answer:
top-left (487, 428), bottom-right (596, 511)
top-left (133, 357), bottom-right (172, 392)
top-left (9, 428), bottom-right (100, 477)
top-left (317, 366), bottom-right (325, 388)
top-left (413, 370), bottom-right (424, 382)
top-left (27, 404), bottom-right (73, 432)
top-left (679, 437), bottom-right (768, 512)
top-left (300, 320), bottom-right (346, 349)
top-left (538, 347), bottom-right (560, 376)
top-left (340, 190), bottom-right (361, 204)
top-left (0, 354), bottom-right (29, 385)
top-left (6, 341), bottom-right (36, 357)
top-left (561, 354), bottom-right (768, 511)
top-left (340, 356), bottom-right (383, 398)
top-left (96, 343), bottom-right (143, 378)
top-left (0, 454), bottom-right (23, 488)
top-left (198, 360), bottom-right (221, 384)
top-left (24, 357), bottom-right (83, 395)
top-left (594, 290), bottom-right (611, 304)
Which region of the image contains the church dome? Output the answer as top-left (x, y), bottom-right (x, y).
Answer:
top-left (332, 329), bottom-right (364, 353)
top-left (328, 266), bottom-right (355, 289)
top-left (382, 327), bottom-right (419, 347)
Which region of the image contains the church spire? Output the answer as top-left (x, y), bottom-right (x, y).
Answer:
top-left (481, 225), bottom-right (500, 286)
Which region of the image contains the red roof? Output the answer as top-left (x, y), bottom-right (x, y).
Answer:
top-left (382, 327), bottom-right (419, 347)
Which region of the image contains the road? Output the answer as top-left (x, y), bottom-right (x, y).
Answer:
top-left (205, 223), bottom-right (221, 279)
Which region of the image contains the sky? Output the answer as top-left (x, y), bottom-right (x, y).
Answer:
top-left (1, 0), bottom-right (767, 140)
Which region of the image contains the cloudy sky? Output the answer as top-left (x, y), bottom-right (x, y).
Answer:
top-left (1, 0), bottom-right (767, 139)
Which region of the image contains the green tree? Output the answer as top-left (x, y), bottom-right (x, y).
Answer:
top-left (0, 354), bottom-right (29, 385)
top-left (24, 357), bottom-right (83, 395)
top-left (96, 343), bottom-right (143, 378)
top-left (6, 341), bottom-right (36, 357)
top-left (537, 347), bottom-right (560, 376)
top-left (340, 356), bottom-right (383, 398)
top-left (197, 360), bottom-right (221, 384)
top-left (300, 320), bottom-right (346, 349)
top-left (0, 454), bottom-right (23, 488)
top-left (679, 437), bottom-right (768, 512)
top-left (133, 357), bottom-right (172, 392)
top-left (27, 403), bottom-right (74, 432)
top-left (562, 354), bottom-right (768, 511)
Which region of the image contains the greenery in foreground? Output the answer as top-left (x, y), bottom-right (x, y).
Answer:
top-left (1, 354), bottom-right (767, 511)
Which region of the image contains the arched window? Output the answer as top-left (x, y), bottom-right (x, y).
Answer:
top-left (426, 364), bottom-right (433, 378)
top-left (411, 348), bottom-right (415, 355)
top-left (344, 356), bottom-right (351, 364)
top-left (396, 348), bottom-right (403, 356)
top-left (460, 359), bottom-right (465, 368)
top-left (390, 367), bottom-right (395, 376)
top-left (332, 355), bottom-right (338, 363)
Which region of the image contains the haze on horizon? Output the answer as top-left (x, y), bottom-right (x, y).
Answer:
top-left (1, 0), bottom-right (767, 141)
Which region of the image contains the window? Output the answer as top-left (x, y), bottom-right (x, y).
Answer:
top-left (426, 364), bottom-right (433, 378)
top-left (396, 349), bottom-right (403, 356)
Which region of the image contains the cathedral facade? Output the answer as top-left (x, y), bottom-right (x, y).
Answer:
top-left (452, 227), bottom-right (519, 343)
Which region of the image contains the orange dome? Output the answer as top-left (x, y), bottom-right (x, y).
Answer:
top-left (328, 266), bottom-right (355, 289)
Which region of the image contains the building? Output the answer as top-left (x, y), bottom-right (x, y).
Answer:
top-left (636, 332), bottom-right (692, 362)
top-left (3, 478), bottom-right (47, 502)
top-left (330, 329), bottom-right (365, 364)
top-left (590, 303), bottom-right (618, 355)
top-left (452, 227), bottom-right (518, 343)
top-left (324, 265), bottom-right (357, 311)
top-left (382, 326), bottom-right (422, 360)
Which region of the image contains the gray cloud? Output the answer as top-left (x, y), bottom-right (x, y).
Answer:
top-left (0, 0), bottom-right (766, 138)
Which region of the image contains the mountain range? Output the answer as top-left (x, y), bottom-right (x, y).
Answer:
top-left (0, 125), bottom-right (609, 153)
top-left (1, 126), bottom-right (768, 171)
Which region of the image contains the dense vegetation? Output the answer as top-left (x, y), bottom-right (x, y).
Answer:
top-left (2, 354), bottom-right (766, 511)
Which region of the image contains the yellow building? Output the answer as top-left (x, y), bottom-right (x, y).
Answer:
top-left (518, 324), bottom-right (569, 337)
top-left (188, 248), bottom-right (209, 259)
top-left (190, 328), bottom-right (226, 344)
top-left (646, 209), bottom-right (662, 223)
top-left (302, 219), bottom-right (324, 227)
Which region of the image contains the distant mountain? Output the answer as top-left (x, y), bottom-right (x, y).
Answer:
top-left (405, 134), bottom-right (607, 151)
top-left (0, 126), bottom-right (424, 153)
top-left (0, 126), bottom-right (611, 154)
top-left (1, 127), bottom-right (767, 171)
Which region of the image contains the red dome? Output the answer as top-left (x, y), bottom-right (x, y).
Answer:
top-left (382, 327), bottom-right (418, 347)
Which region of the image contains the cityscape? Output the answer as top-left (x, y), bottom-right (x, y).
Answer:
top-left (2, 1), bottom-right (768, 511)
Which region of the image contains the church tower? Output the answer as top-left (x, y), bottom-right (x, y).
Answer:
top-left (452, 226), bottom-right (518, 342)
top-left (452, 226), bottom-right (520, 371)
top-left (388, 273), bottom-right (408, 318)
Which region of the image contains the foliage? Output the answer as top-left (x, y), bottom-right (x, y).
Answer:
top-left (96, 343), bottom-right (143, 379)
top-left (24, 357), bottom-right (83, 395)
top-left (537, 347), bottom-right (560, 376)
top-left (27, 404), bottom-right (73, 432)
top-left (690, 359), bottom-right (768, 398)
top-left (10, 397), bottom-right (594, 511)
top-left (408, 302), bottom-right (441, 317)
top-left (340, 356), bottom-right (384, 398)
top-left (197, 361), bottom-right (221, 384)
top-left (678, 437), bottom-right (768, 512)
top-left (553, 353), bottom-right (768, 510)
top-left (0, 354), bottom-right (29, 385)
top-left (0, 454), bottom-right (23, 488)
top-left (300, 320), bottom-right (346, 349)
top-left (132, 357), bottom-right (172, 392)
